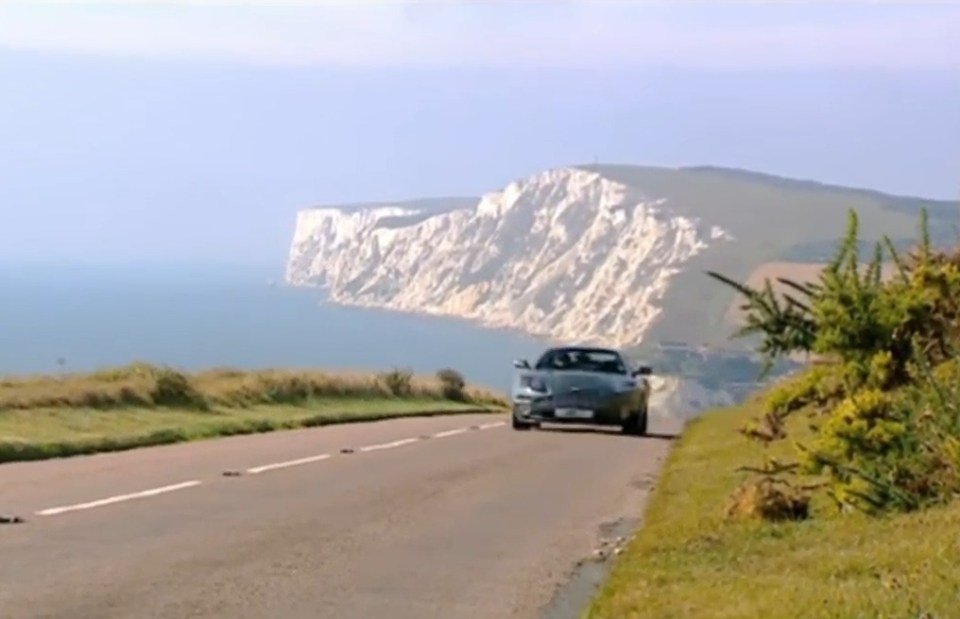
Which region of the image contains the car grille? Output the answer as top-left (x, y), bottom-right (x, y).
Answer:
top-left (554, 388), bottom-right (608, 407)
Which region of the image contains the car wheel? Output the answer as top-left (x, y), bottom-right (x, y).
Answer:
top-left (622, 408), bottom-right (648, 436)
top-left (512, 414), bottom-right (533, 430)
top-left (637, 408), bottom-right (649, 435)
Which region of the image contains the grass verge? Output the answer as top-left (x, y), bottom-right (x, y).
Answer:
top-left (583, 394), bottom-right (960, 619)
top-left (0, 363), bottom-right (507, 463)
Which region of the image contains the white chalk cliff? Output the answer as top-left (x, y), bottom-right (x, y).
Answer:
top-left (286, 167), bottom-right (733, 349)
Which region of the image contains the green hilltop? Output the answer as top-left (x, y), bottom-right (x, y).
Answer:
top-left (578, 164), bottom-right (960, 350)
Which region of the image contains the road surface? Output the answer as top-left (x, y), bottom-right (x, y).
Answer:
top-left (0, 413), bottom-right (679, 619)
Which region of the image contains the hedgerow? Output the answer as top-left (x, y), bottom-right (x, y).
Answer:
top-left (709, 208), bottom-right (960, 518)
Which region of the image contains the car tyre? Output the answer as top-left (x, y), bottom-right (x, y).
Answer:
top-left (512, 413), bottom-right (533, 430)
top-left (622, 408), bottom-right (648, 436)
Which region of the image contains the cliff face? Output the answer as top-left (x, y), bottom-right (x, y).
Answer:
top-left (286, 167), bottom-right (732, 349)
top-left (285, 164), bottom-right (954, 415)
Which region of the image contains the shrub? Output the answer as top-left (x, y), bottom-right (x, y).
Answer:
top-left (764, 363), bottom-right (840, 416)
top-left (379, 368), bottom-right (414, 397)
top-left (708, 207), bottom-right (960, 519)
top-left (436, 368), bottom-right (466, 401)
top-left (150, 367), bottom-right (208, 409)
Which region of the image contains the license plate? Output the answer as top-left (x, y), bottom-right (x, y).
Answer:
top-left (555, 408), bottom-right (594, 419)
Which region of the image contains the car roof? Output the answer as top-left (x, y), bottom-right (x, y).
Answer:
top-left (542, 346), bottom-right (622, 356)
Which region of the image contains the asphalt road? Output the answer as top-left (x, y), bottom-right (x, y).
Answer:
top-left (0, 413), bottom-right (679, 619)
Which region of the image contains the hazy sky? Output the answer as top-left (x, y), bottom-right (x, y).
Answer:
top-left (1, 1), bottom-right (958, 268)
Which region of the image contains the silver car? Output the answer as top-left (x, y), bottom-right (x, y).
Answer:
top-left (510, 346), bottom-right (652, 435)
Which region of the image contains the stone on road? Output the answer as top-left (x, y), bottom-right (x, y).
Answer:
top-left (0, 413), bottom-right (678, 619)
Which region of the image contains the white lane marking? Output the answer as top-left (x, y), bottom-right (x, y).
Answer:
top-left (433, 428), bottom-right (469, 438)
top-left (36, 480), bottom-right (202, 517)
top-left (246, 453), bottom-right (332, 475)
top-left (478, 421), bottom-right (507, 430)
top-left (246, 423), bottom-right (498, 472)
top-left (358, 437), bottom-right (420, 452)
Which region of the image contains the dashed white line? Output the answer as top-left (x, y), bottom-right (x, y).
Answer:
top-left (243, 424), bottom-right (482, 474)
top-left (478, 421), bottom-right (507, 430)
top-left (32, 421), bottom-right (506, 517)
top-left (358, 437), bottom-right (420, 452)
top-left (432, 428), bottom-right (469, 439)
top-left (36, 480), bottom-right (202, 516)
top-left (246, 453), bottom-right (332, 475)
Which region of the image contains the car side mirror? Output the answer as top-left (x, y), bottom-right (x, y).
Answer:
top-left (513, 359), bottom-right (531, 369)
top-left (633, 366), bottom-right (652, 376)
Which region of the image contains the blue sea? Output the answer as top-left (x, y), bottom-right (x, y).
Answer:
top-left (0, 264), bottom-right (549, 392)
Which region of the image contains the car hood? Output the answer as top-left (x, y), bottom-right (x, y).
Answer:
top-left (542, 371), bottom-right (622, 393)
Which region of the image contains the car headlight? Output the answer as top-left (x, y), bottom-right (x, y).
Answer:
top-left (519, 375), bottom-right (548, 393)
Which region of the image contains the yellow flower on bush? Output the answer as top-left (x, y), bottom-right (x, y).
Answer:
top-left (865, 350), bottom-right (895, 389)
top-left (764, 365), bottom-right (840, 415)
top-left (801, 389), bottom-right (905, 469)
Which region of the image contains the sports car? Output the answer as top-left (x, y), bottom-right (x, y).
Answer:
top-left (510, 345), bottom-right (652, 435)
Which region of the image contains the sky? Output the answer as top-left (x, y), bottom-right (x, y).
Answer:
top-left (1, 1), bottom-right (958, 269)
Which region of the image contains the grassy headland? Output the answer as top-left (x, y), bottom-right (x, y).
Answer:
top-left (581, 164), bottom-right (960, 348)
top-left (0, 363), bottom-right (507, 463)
top-left (586, 207), bottom-right (960, 618)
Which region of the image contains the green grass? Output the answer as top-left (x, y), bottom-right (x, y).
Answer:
top-left (584, 393), bottom-right (960, 619)
top-left (0, 363), bottom-right (507, 463)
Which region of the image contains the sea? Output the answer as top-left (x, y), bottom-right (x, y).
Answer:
top-left (0, 263), bottom-right (550, 393)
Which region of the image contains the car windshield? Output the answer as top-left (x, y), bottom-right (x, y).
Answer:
top-left (535, 349), bottom-right (627, 374)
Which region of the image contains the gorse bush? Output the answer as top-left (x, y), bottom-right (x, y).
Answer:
top-left (708, 207), bottom-right (960, 518)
